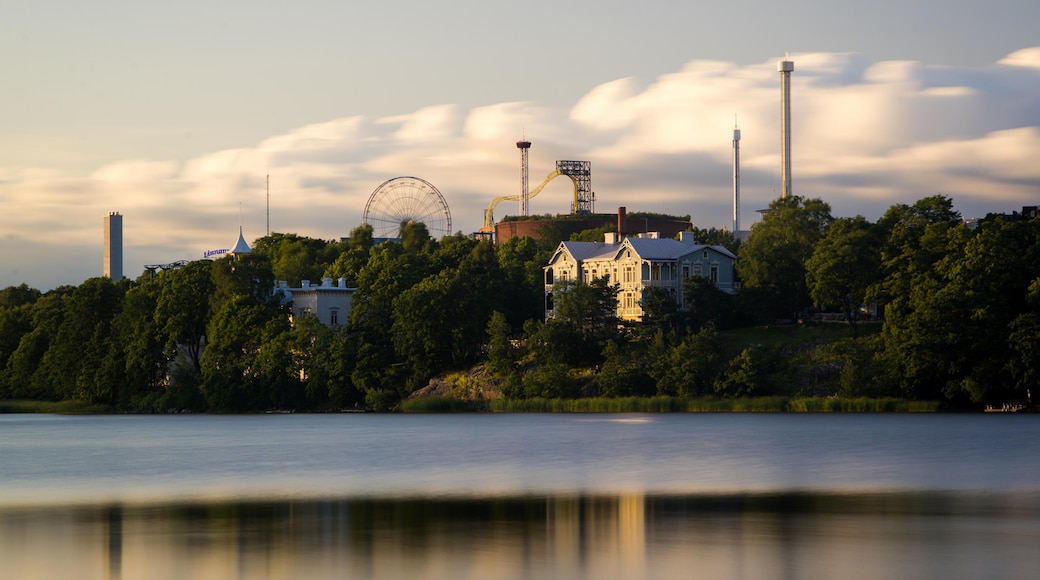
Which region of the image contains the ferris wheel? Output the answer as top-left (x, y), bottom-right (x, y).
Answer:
top-left (362, 176), bottom-right (452, 240)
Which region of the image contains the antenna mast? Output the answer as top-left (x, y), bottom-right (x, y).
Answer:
top-left (266, 174), bottom-right (270, 236)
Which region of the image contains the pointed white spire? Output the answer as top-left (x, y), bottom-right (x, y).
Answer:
top-left (231, 226), bottom-right (251, 255)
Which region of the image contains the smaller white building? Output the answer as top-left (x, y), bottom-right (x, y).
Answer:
top-left (277, 278), bottom-right (356, 327)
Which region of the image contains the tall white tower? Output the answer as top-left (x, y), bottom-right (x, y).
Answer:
top-left (104, 212), bottom-right (123, 280)
top-left (517, 135), bottom-right (532, 216)
top-left (732, 123), bottom-right (741, 233)
top-left (778, 56), bottom-right (794, 198)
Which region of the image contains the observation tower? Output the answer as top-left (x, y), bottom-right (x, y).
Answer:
top-left (732, 122), bottom-right (741, 233)
top-left (517, 136), bottom-right (532, 216)
top-left (778, 56), bottom-right (794, 198)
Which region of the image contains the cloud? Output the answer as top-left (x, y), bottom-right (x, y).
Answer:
top-left (2, 47), bottom-right (1040, 290)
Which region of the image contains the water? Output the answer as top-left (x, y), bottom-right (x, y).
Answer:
top-left (2, 413), bottom-right (1039, 579)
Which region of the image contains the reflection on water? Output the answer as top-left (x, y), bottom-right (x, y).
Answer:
top-left (4, 492), bottom-right (1040, 580)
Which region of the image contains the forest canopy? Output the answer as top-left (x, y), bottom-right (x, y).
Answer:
top-left (1, 196), bottom-right (1037, 412)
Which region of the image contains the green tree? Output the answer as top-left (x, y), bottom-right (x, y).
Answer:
top-left (551, 277), bottom-right (620, 345)
top-left (103, 279), bottom-right (166, 408)
top-left (597, 340), bottom-right (655, 397)
top-left (201, 296), bottom-right (285, 411)
top-left (1007, 278), bottom-right (1040, 399)
top-left (640, 286), bottom-right (680, 336)
top-left (33, 278), bottom-right (126, 403)
top-left (649, 328), bottom-right (723, 397)
top-left (350, 242), bottom-right (434, 409)
top-left (155, 260), bottom-right (214, 375)
top-left (737, 195), bottom-right (832, 320)
top-left (682, 275), bottom-right (736, 330)
top-left (486, 310), bottom-right (517, 377)
top-left (253, 233), bottom-right (339, 287)
top-left (868, 195), bottom-right (963, 313)
top-left (898, 217), bottom-right (1038, 403)
top-left (806, 216), bottom-right (883, 324)
top-left (401, 221), bottom-right (435, 254)
top-left (713, 348), bottom-right (760, 397)
top-left (496, 236), bottom-right (550, 329)
top-left (2, 287), bottom-right (75, 400)
top-left (324, 224), bottom-right (375, 286)
top-left (689, 227), bottom-right (742, 255)
top-left (0, 284), bottom-right (41, 393)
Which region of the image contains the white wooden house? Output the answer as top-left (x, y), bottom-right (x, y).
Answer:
top-left (544, 232), bottom-right (737, 322)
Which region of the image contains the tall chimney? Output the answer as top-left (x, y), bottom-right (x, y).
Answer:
top-left (617, 207), bottom-right (628, 238)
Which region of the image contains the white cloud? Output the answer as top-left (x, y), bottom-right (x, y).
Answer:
top-left (999, 47), bottom-right (1040, 68)
top-left (3, 47), bottom-right (1040, 290)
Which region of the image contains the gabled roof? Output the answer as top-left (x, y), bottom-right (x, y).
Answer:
top-left (549, 241), bottom-right (620, 265)
top-left (624, 237), bottom-right (692, 260)
top-left (622, 237), bottom-right (738, 261)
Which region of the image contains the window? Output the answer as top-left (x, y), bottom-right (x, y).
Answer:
top-left (710, 264), bottom-right (719, 283)
top-left (693, 263), bottom-right (702, 277)
top-left (702, 250), bottom-right (709, 258)
top-left (682, 265), bottom-right (690, 278)
top-left (330, 308), bottom-right (339, 325)
top-left (545, 268), bottom-right (554, 285)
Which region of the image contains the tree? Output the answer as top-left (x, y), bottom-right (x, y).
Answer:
top-left (105, 280), bottom-right (166, 408)
top-left (649, 328), bottom-right (723, 397)
top-left (689, 227), bottom-right (742, 255)
top-left (868, 195), bottom-right (963, 313)
top-left (324, 224), bottom-right (376, 286)
top-left (805, 216), bottom-right (883, 324)
top-left (682, 276), bottom-right (736, 330)
top-left (401, 221), bottom-right (435, 254)
top-left (253, 233), bottom-right (339, 287)
top-left (155, 260), bottom-right (214, 375)
top-left (201, 296), bottom-right (285, 411)
top-left (0, 284), bottom-right (41, 390)
top-left (33, 278), bottom-right (126, 403)
top-left (1008, 278), bottom-right (1040, 398)
top-left (349, 242), bottom-right (434, 408)
top-left (713, 348), bottom-right (760, 397)
top-left (878, 214), bottom-right (1040, 404)
top-left (640, 286), bottom-right (680, 336)
top-left (597, 340), bottom-right (655, 397)
top-left (737, 195), bottom-right (832, 320)
top-left (2, 287), bottom-right (75, 400)
top-left (551, 277), bottom-right (621, 345)
top-left (496, 236), bottom-right (550, 329)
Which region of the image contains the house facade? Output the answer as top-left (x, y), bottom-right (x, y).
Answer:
top-left (544, 232), bottom-right (737, 322)
top-left (277, 277), bottom-right (356, 327)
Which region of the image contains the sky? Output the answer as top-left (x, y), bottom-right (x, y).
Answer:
top-left (2, 0), bottom-right (1040, 290)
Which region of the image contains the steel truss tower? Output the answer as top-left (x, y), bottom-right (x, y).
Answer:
top-left (557, 160), bottom-right (593, 214)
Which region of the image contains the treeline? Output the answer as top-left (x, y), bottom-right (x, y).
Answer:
top-left (0, 194), bottom-right (1037, 412)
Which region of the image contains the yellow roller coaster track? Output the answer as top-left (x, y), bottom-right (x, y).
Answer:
top-left (480, 168), bottom-right (583, 232)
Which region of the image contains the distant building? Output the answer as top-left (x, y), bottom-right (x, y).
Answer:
top-left (277, 278), bottom-right (356, 327)
top-left (104, 212), bottom-right (123, 280)
top-left (544, 232), bottom-right (737, 322)
top-left (495, 207), bottom-right (691, 245)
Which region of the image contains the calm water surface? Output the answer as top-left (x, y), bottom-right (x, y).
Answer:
top-left (2, 413), bottom-right (1039, 579)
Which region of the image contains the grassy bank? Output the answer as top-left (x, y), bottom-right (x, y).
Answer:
top-left (401, 396), bottom-right (939, 413)
top-left (0, 400), bottom-right (114, 414)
